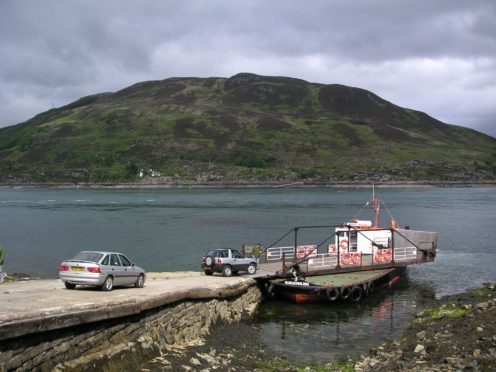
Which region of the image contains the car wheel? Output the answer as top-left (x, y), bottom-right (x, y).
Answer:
top-left (204, 270), bottom-right (213, 276)
top-left (222, 265), bottom-right (232, 277)
top-left (134, 274), bottom-right (145, 288)
top-left (102, 276), bottom-right (114, 291)
top-left (65, 282), bottom-right (76, 290)
top-left (247, 264), bottom-right (257, 275)
top-left (205, 255), bottom-right (214, 267)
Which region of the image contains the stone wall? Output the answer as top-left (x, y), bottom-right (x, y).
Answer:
top-left (0, 285), bottom-right (262, 371)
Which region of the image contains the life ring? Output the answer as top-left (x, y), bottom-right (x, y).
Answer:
top-left (339, 239), bottom-right (348, 252)
top-left (340, 286), bottom-right (351, 300)
top-left (374, 250), bottom-right (383, 263)
top-left (325, 287), bottom-right (339, 301)
top-left (351, 253), bottom-right (361, 265)
top-left (383, 249), bottom-right (392, 262)
top-left (341, 253), bottom-right (351, 265)
top-left (349, 286), bottom-right (364, 303)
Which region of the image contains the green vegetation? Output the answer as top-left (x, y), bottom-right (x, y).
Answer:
top-left (0, 73), bottom-right (495, 184)
top-left (414, 302), bottom-right (472, 324)
top-left (255, 356), bottom-right (355, 371)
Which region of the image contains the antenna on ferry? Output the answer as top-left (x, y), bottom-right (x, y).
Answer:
top-left (371, 183), bottom-right (381, 228)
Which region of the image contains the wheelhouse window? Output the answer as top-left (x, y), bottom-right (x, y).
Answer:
top-left (350, 231), bottom-right (358, 252)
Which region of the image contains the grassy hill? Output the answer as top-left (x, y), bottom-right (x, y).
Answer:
top-left (0, 73), bottom-right (495, 184)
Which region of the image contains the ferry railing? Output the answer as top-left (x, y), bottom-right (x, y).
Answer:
top-left (266, 246), bottom-right (295, 261)
top-left (393, 246), bottom-right (417, 262)
top-left (261, 225), bottom-right (338, 274)
top-left (306, 253), bottom-right (338, 271)
top-left (260, 224), bottom-right (435, 277)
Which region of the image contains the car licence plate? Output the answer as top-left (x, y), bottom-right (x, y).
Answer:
top-left (71, 267), bottom-right (85, 272)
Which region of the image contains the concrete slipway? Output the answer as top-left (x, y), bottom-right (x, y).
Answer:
top-left (0, 272), bottom-right (257, 342)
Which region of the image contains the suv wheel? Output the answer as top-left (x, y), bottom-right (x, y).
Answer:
top-left (222, 265), bottom-right (233, 277)
top-left (204, 270), bottom-right (213, 276)
top-left (247, 264), bottom-right (257, 275)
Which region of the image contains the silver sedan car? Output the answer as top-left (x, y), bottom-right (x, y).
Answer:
top-left (59, 251), bottom-right (146, 291)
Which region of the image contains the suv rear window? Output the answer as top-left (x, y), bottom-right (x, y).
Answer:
top-left (205, 250), bottom-right (220, 257)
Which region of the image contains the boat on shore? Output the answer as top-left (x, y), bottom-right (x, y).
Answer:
top-left (258, 193), bottom-right (438, 303)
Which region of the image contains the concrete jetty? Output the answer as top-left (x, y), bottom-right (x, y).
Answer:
top-left (0, 272), bottom-right (256, 340)
top-left (0, 272), bottom-right (261, 371)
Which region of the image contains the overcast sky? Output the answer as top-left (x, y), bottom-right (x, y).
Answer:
top-left (1, 0), bottom-right (495, 137)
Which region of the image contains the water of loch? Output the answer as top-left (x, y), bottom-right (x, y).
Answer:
top-left (1, 187), bottom-right (495, 362)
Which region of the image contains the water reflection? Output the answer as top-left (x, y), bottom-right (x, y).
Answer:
top-left (253, 273), bottom-right (437, 363)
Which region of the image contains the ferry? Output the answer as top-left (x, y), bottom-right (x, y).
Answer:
top-left (257, 193), bottom-right (438, 304)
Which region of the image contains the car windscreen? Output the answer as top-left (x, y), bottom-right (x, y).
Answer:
top-left (71, 252), bottom-right (104, 263)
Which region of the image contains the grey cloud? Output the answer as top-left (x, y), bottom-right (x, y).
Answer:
top-left (0, 0), bottom-right (495, 137)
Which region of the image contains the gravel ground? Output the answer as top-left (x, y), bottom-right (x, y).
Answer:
top-left (141, 283), bottom-right (496, 371)
top-left (142, 322), bottom-right (270, 371)
top-left (6, 273), bottom-right (492, 371)
top-left (354, 283), bottom-right (496, 372)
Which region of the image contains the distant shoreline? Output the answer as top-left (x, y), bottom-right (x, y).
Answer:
top-left (1, 180), bottom-right (496, 189)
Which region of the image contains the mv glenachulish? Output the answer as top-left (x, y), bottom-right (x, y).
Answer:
top-left (257, 192), bottom-right (438, 304)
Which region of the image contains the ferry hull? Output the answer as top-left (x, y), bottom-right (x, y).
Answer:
top-left (270, 268), bottom-right (402, 304)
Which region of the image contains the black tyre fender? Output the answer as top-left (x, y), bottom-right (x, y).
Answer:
top-left (222, 265), bottom-right (233, 277)
top-left (367, 281), bottom-right (375, 294)
top-left (265, 282), bottom-right (275, 299)
top-left (134, 273), bottom-right (145, 288)
top-left (325, 287), bottom-right (339, 301)
top-left (349, 286), bottom-right (364, 303)
top-left (204, 270), bottom-right (213, 276)
top-left (340, 286), bottom-right (351, 300)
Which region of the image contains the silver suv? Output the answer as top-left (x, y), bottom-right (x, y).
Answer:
top-left (201, 248), bottom-right (257, 277)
